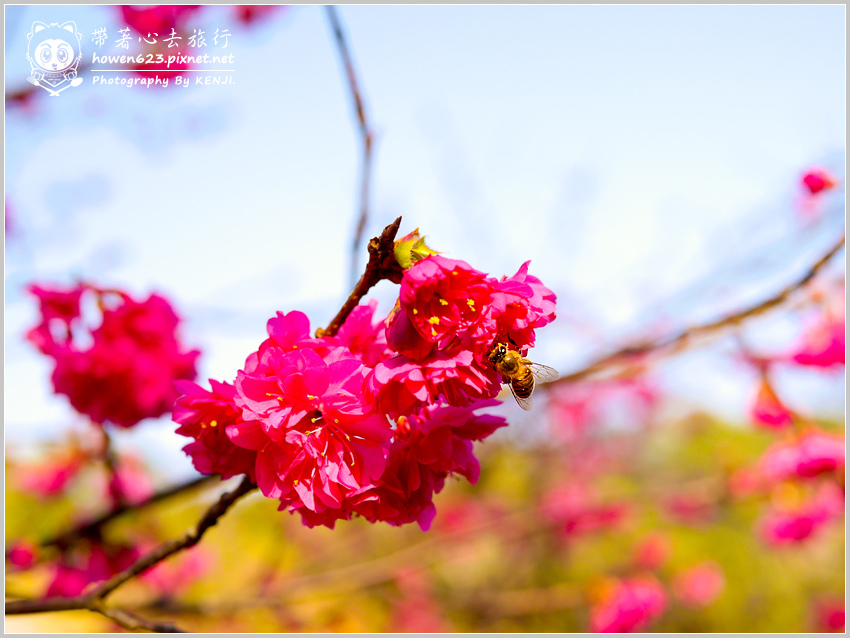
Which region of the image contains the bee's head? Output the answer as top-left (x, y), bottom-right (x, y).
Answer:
top-left (488, 343), bottom-right (508, 365)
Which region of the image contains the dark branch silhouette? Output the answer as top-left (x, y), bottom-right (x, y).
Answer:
top-left (325, 5), bottom-right (377, 289)
top-left (553, 234), bottom-right (845, 384)
top-left (317, 216), bottom-right (403, 338)
top-left (6, 476), bottom-right (256, 632)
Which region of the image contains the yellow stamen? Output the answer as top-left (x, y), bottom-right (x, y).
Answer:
top-left (412, 308), bottom-right (418, 315)
top-left (429, 316), bottom-right (440, 324)
top-left (467, 299), bottom-right (476, 310)
top-left (210, 420), bottom-right (217, 428)
top-left (293, 479), bottom-right (299, 486)
top-left (439, 299), bottom-right (449, 306)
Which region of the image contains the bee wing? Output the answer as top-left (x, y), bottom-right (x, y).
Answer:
top-left (526, 362), bottom-right (560, 384)
top-left (509, 383), bottom-right (533, 411)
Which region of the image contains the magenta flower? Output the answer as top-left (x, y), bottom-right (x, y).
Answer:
top-left (174, 379), bottom-right (258, 480)
top-left (540, 484), bottom-right (631, 539)
top-left (480, 260), bottom-right (557, 353)
top-left (399, 255), bottom-right (498, 343)
top-left (45, 542), bottom-right (139, 598)
top-left (801, 167), bottom-right (838, 196)
top-left (328, 301), bottom-right (392, 368)
top-left (672, 561), bottom-right (725, 607)
top-left (368, 349), bottom-right (501, 419)
top-left (24, 284), bottom-right (83, 354)
top-left (590, 576), bottom-right (668, 633)
top-left (14, 447), bottom-right (87, 498)
top-left (759, 483), bottom-right (844, 546)
top-left (758, 430), bottom-right (845, 484)
top-left (354, 400), bottom-right (507, 530)
top-left (790, 312), bottom-right (845, 369)
top-left (27, 284), bottom-right (199, 429)
top-left (7, 540), bottom-right (38, 571)
top-left (749, 380), bottom-right (794, 430)
top-left (233, 340), bottom-right (394, 528)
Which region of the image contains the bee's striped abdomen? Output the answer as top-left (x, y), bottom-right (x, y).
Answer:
top-left (511, 367), bottom-right (535, 398)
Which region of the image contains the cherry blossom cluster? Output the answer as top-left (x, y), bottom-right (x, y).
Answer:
top-left (175, 252), bottom-right (556, 530)
top-left (737, 281), bottom-right (845, 547)
top-left (26, 283), bottom-right (199, 429)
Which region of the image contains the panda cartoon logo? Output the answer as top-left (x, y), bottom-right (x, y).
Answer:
top-left (26, 21), bottom-right (84, 96)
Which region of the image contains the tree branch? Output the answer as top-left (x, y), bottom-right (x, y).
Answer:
top-left (554, 234), bottom-right (845, 384)
top-left (316, 216), bottom-right (403, 338)
top-left (36, 475), bottom-right (219, 551)
top-left (6, 476), bottom-right (256, 632)
top-left (324, 5), bottom-right (377, 289)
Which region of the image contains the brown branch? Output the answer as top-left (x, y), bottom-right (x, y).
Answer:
top-left (6, 476), bottom-right (256, 631)
top-left (36, 475), bottom-right (219, 551)
top-left (316, 216), bottom-right (404, 338)
top-left (324, 5), bottom-right (377, 289)
top-left (554, 233), bottom-right (845, 385)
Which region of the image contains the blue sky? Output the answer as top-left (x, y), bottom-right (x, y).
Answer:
top-left (5, 5), bottom-right (845, 479)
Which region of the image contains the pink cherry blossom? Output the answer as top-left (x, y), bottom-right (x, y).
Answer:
top-left (540, 484), bottom-right (630, 539)
top-left (45, 542), bottom-right (140, 598)
top-left (672, 561), bottom-right (725, 607)
top-left (481, 260), bottom-right (557, 354)
top-left (749, 380), bottom-right (794, 430)
top-left (233, 339), bottom-right (394, 528)
top-left (141, 544), bottom-right (212, 597)
top-left (14, 448), bottom-right (87, 498)
top-left (813, 597), bottom-right (845, 632)
top-left (590, 576), bottom-right (668, 633)
top-left (7, 540), bottom-right (38, 571)
top-left (27, 284), bottom-right (199, 429)
top-left (388, 567), bottom-right (449, 633)
top-left (758, 430), bottom-right (845, 484)
top-left (119, 5), bottom-right (202, 36)
top-left (367, 349), bottom-right (501, 419)
top-left (174, 379), bottom-right (258, 480)
top-left (354, 400), bottom-right (507, 530)
top-left (632, 533), bottom-right (672, 570)
top-left (103, 453), bottom-right (156, 506)
top-left (790, 312), bottom-right (845, 369)
top-left (759, 482), bottom-right (844, 546)
top-left (399, 255), bottom-right (498, 344)
top-left (801, 168), bottom-right (838, 195)
top-left (329, 301), bottom-right (392, 368)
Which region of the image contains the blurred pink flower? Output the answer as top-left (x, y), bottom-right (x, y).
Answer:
top-left (14, 448), bottom-right (88, 498)
top-left (813, 597), bottom-right (845, 633)
top-left (46, 543), bottom-right (139, 598)
top-left (672, 561), bottom-right (725, 607)
top-left (790, 312), bottom-right (845, 369)
top-left (589, 575), bottom-right (668, 633)
top-left (759, 483), bottom-right (844, 546)
top-left (102, 453), bottom-right (156, 506)
top-left (389, 567), bottom-right (449, 633)
top-left (141, 545), bottom-right (212, 597)
top-left (7, 540), bottom-right (38, 571)
top-left (749, 380), bottom-right (794, 430)
top-left (119, 5), bottom-right (202, 35)
top-left (549, 377), bottom-right (659, 438)
top-left (758, 430), bottom-right (845, 484)
top-left (663, 492), bottom-right (717, 526)
top-left (541, 484), bottom-right (630, 539)
top-left (801, 168), bottom-right (838, 196)
top-left (26, 284), bottom-right (199, 429)
top-left (234, 5), bottom-right (283, 25)
top-left (632, 533), bottom-right (672, 570)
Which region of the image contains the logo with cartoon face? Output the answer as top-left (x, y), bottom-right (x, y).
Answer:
top-left (26, 21), bottom-right (84, 96)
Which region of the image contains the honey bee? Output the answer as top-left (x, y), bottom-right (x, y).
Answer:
top-left (487, 342), bottom-right (560, 411)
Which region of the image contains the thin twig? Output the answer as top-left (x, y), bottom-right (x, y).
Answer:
top-left (316, 216), bottom-right (404, 338)
top-left (554, 234), bottom-right (845, 384)
top-left (6, 476), bottom-right (256, 631)
top-left (36, 475), bottom-right (219, 551)
top-left (324, 5), bottom-right (376, 290)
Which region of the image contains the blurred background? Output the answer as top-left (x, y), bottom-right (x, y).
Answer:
top-left (5, 4), bottom-right (845, 632)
